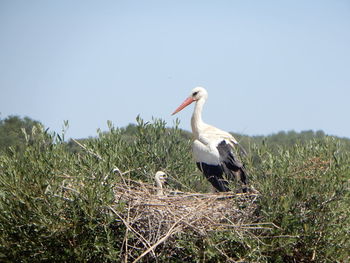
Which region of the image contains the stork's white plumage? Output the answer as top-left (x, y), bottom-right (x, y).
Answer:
top-left (172, 87), bottom-right (248, 192)
top-left (154, 171), bottom-right (167, 196)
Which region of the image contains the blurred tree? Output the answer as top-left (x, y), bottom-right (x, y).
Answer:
top-left (0, 115), bottom-right (42, 154)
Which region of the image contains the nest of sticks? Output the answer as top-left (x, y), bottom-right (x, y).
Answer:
top-left (107, 172), bottom-right (273, 262)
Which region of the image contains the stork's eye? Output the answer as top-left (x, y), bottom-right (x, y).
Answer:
top-left (192, 91), bottom-right (198, 96)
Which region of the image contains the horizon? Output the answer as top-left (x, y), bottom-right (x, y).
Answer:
top-left (1, 113), bottom-right (348, 140)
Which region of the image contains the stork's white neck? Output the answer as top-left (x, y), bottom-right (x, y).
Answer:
top-left (191, 98), bottom-right (206, 138)
top-left (155, 177), bottom-right (164, 196)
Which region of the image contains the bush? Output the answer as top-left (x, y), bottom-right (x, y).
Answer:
top-left (0, 118), bottom-right (349, 262)
top-left (242, 138), bottom-right (349, 262)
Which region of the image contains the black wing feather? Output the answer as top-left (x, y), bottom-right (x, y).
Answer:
top-left (196, 162), bottom-right (230, 192)
top-left (217, 140), bottom-right (248, 187)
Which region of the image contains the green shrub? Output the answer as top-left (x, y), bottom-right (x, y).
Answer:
top-left (0, 118), bottom-right (349, 262)
top-left (246, 138), bottom-right (350, 262)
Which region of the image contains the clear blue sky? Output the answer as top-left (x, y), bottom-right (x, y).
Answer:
top-left (1, 1), bottom-right (349, 139)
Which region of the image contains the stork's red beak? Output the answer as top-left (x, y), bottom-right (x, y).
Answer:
top-left (171, 97), bottom-right (195, 115)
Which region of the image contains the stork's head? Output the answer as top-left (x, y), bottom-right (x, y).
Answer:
top-left (172, 87), bottom-right (208, 115)
top-left (154, 171), bottom-right (168, 186)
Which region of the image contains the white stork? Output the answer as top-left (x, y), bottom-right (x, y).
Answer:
top-left (154, 171), bottom-right (168, 196)
top-left (172, 87), bottom-right (248, 192)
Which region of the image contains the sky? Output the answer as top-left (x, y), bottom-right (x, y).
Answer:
top-left (1, 0), bottom-right (349, 139)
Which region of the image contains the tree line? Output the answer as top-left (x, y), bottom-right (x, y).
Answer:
top-left (1, 115), bottom-right (350, 155)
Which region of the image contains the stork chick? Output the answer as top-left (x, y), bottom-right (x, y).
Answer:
top-left (154, 171), bottom-right (168, 196)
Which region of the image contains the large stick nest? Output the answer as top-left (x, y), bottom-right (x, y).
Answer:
top-left (108, 173), bottom-right (270, 263)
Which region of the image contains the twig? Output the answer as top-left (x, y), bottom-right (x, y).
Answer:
top-left (132, 221), bottom-right (181, 263)
top-left (108, 205), bottom-right (155, 257)
top-left (52, 194), bottom-right (73, 202)
top-left (72, 138), bottom-right (103, 160)
top-left (213, 243), bottom-right (237, 263)
top-left (123, 203), bottom-right (131, 263)
top-left (61, 186), bottom-right (81, 195)
top-left (258, 235), bottom-right (300, 239)
top-left (132, 202), bottom-right (210, 263)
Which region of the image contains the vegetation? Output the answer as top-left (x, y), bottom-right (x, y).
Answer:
top-left (0, 115), bottom-right (349, 262)
top-left (0, 115), bottom-right (43, 155)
